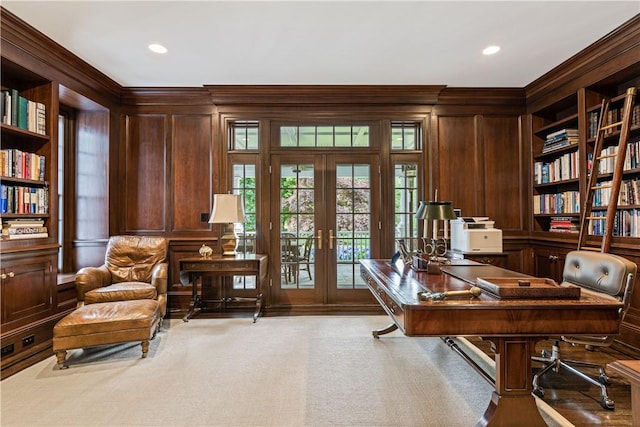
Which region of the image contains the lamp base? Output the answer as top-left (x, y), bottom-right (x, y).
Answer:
top-left (220, 223), bottom-right (238, 256)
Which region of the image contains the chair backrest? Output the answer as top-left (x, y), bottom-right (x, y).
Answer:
top-left (105, 235), bottom-right (168, 283)
top-left (562, 250), bottom-right (637, 307)
top-left (302, 235), bottom-right (314, 258)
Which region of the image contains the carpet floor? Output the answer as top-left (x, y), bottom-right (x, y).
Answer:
top-left (0, 315), bottom-right (571, 426)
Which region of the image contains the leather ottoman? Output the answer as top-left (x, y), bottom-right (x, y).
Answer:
top-left (53, 299), bottom-right (161, 369)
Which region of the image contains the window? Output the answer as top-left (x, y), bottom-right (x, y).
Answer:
top-left (393, 163), bottom-right (419, 252)
top-left (391, 121), bottom-right (421, 150)
top-left (280, 125), bottom-right (370, 147)
top-left (231, 163), bottom-right (257, 290)
top-left (229, 121), bottom-right (259, 150)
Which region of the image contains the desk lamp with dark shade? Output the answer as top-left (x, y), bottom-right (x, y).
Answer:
top-left (208, 194), bottom-right (245, 256)
top-left (415, 200), bottom-right (457, 273)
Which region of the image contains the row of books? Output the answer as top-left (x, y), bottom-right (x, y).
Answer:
top-left (596, 137), bottom-right (640, 174)
top-left (0, 149), bottom-right (46, 181)
top-left (549, 216), bottom-right (580, 233)
top-left (0, 185), bottom-right (49, 214)
top-left (542, 128), bottom-right (578, 153)
top-left (592, 178), bottom-right (640, 207)
top-left (1, 88), bottom-right (47, 135)
top-left (588, 104), bottom-right (640, 139)
top-left (0, 218), bottom-right (48, 240)
top-left (533, 191), bottom-right (580, 214)
top-left (588, 209), bottom-right (640, 238)
top-left (534, 151), bottom-right (579, 184)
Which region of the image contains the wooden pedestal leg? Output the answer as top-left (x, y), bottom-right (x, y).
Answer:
top-left (141, 340), bottom-right (149, 358)
top-left (476, 337), bottom-right (546, 427)
top-left (55, 350), bottom-right (68, 369)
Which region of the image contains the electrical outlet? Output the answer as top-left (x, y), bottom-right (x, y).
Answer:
top-left (22, 335), bottom-right (35, 346)
top-left (1, 343), bottom-right (14, 356)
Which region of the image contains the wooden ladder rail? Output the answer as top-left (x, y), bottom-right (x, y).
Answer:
top-left (577, 87), bottom-right (637, 253)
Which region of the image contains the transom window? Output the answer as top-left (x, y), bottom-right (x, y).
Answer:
top-left (280, 126), bottom-right (370, 147)
top-left (230, 121), bottom-right (259, 150)
top-left (391, 121), bottom-right (421, 150)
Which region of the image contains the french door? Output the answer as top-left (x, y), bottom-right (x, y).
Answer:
top-left (270, 153), bottom-right (380, 306)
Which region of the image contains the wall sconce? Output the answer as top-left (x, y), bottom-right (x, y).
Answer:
top-left (208, 194), bottom-right (245, 256)
top-left (415, 200), bottom-right (457, 273)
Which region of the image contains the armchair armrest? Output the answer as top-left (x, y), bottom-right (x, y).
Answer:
top-left (75, 265), bottom-right (111, 303)
top-left (151, 262), bottom-right (169, 317)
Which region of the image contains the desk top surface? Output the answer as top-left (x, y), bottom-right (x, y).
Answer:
top-left (360, 259), bottom-right (622, 336)
top-left (361, 258), bottom-right (620, 308)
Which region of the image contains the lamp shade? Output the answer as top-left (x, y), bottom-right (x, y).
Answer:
top-left (416, 201), bottom-right (456, 220)
top-left (208, 194), bottom-right (245, 224)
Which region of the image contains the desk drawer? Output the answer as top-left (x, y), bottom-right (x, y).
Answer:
top-left (365, 276), bottom-right (405, 328)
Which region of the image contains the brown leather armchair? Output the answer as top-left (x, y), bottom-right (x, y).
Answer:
top-left (75, 236), bottom-right (169, 320)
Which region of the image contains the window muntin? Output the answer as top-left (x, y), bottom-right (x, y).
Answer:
top-left (280, 125), bottom-right (370, 148)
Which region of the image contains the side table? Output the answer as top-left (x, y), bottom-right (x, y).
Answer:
top-left (179, 254), bottom-right (268, 322)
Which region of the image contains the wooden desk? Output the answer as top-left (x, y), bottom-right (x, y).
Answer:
top-left (360, 259), bottom-right (623, 427)
top-left (608, 360), bottom-right (640, 426)
top-left (179, 254), bottom-right (268, 323)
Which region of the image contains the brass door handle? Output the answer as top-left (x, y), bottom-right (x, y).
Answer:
top-left (329, 229), bottom-right (335, 250)
top-left (315, 230), bottom-right (322, 250)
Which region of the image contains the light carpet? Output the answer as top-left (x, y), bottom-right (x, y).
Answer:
top-left (0, 315), bottom-right (572, 426)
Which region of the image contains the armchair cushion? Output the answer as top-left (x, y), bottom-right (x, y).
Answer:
top-left (84, 282), bottom-right (157, 305)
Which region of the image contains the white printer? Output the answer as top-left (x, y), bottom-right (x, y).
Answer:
top-left (450, 217), bottom-right (503, 253)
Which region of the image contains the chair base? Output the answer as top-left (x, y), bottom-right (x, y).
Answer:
top-left (532, 341), bottom-right (615, 410)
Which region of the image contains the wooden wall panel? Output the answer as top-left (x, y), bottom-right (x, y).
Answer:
top-left (481, 116), bottom-right (524, 231)
top-left (124, 114), bottom-right (167, 232)
top-left (171, 115), bottom-right (213, 232)
top-left (435, 115), bottom-right (478, 215)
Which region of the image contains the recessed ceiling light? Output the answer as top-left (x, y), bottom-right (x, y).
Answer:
top-left (482, 45), bottom-right (501, 55)
top-left (148, 43), bottom-right (168, 54)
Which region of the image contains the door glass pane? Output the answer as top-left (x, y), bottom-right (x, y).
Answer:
top-left (232, 163), bottom-right (257, 290)
top-left (280, 164), bottom-right (315, 289)
top-left (336, 164), bottom-right (371, 289)
top-left (394, 163), bottom-right (419, 252)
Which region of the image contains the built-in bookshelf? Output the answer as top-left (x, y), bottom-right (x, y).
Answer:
top-left (0, 57), bottom-right (54, 243)
top-left (530, 68), bottom-right (640, 240)
top-left (531, 93), bottom-right (582, 231)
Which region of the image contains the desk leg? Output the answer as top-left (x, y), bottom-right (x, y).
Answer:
top-left (372, 323), bottom-right (398, 339)
top-left (476, 337), bottom-right (546, 427)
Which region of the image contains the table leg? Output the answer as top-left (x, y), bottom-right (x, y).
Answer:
top-left (183, 273), bottom-right (204, 322)
top-left (476, 337), bottom-right (546, 427)
top-left (253, 293), bottom-right (263, 323)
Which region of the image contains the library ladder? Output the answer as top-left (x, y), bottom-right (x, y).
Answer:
top-left (578, 87), bottom-right (637, 253)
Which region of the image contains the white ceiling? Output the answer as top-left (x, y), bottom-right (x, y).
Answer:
top-left (3, 1), bottom-right (639, 88)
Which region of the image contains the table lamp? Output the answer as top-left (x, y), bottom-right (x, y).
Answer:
top-left (415, 200), bottom-right (457, 273)
top-left (208, 194), bottom-right (245, 256)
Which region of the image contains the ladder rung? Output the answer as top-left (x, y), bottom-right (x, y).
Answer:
top-left (600, 121), bottom-right (624, 131)
top-left (591, 184), bottom-right (612, 190)
top-left (596, 153), bottom-right (617, 160)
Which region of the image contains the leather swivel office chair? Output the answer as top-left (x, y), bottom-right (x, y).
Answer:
top-left (532, 250), bottom-right (637, 410)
